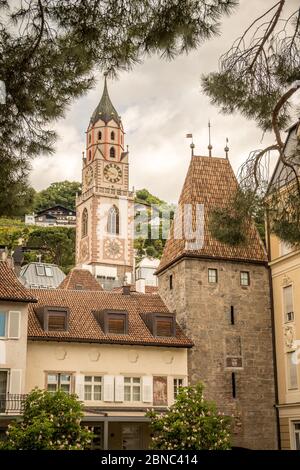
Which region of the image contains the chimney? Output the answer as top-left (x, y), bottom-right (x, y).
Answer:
top-left (122, 284), bottom-right (131, 295)
top-left (135, 278), bottom-right (145, 294)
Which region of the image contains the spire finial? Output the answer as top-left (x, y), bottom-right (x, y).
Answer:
top-left (208, 120), bottom-right (213, 157)
top-left (224, 137), bottom-right (229, 159)
top-left (186, 133), bottom-right (194, 157)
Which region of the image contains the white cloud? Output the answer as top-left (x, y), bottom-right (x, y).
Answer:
top-left (30, 0), bottom-right (295, 202)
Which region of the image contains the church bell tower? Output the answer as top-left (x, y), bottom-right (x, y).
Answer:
top-left (75, 75), bottom-right (134, 288)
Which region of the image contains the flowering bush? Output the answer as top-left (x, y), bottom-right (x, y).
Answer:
top-left (0, 389), bottom-right (93, 450)
top-left (147, 383), bottom-right (231, 450)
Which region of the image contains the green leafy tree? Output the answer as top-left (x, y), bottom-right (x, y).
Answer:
top-left (147, 383), bottom-right (231, 450)
top-left (34, 181), bottom-right (81, 212)
top-left (0, 0), bottom-right (237, 216)
top-left (202, 0), bottom-right (300, 246)
top-left (26, 226), bottom-right (75, 273)
top-left (0, 389), bottom-right (93, 450)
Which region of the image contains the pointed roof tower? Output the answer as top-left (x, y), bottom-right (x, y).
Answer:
top-left (157, 156), bottom-right (267, 274)
top-left (90, 73), bottom-right (121, 126)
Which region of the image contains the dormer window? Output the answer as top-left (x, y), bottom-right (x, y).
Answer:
top-left (36, 265), bottom-right (45, 276)
top-left (36, 306), bottom-right (69, 332)
top-left (142, 312), bottom-right (176, 337)
top-left (93, 310), bottom-right (128, 335)
top-left (111, 131), bottom-right (115, 140)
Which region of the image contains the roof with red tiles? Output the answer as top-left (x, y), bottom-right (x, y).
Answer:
top-left (157, 156), bottom-right (267, 274)
top-left (28, 289), bottom-right (193, 348)
top-left (0, 261), bottom-right (37, 303)
top-left (59, 268), bottom-right (103, 291)
top-left (112, 284), bottom-right (159, 295)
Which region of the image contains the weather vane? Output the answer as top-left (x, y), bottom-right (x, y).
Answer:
top-left (186, 133), bottom-right (195, 157)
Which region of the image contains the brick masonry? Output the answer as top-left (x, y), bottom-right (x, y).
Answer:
top-left (158, 257), bottom-right (278, 449)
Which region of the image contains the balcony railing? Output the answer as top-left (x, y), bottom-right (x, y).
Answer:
top-left (0, 394), bottom-right (27, 415)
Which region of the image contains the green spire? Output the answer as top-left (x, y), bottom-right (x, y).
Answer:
top-left (90, 73), bottom-right (121, 125)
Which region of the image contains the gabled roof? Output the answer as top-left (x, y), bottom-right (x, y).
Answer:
top-left (36, 205), bottom-right (76, 216)
top-left (59, 268), bottom-right (103, 291)
top-left (90, 76), bottom-right (121, 126)
top-left (157, 156), bottom-right (267, 274)
top-left (27, 289), bottom-right (193, 348)
top-left (19, 263), bottom-right (66, 289)
top-left (0, 261), bottom-right (37, 303)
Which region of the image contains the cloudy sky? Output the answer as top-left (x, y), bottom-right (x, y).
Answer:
top-left (30, 0), bottom-right (298, 203)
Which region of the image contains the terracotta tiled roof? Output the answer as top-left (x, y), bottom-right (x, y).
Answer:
top-left (0, 261), bottom-right (37, 303)
top-left (28, 289), bottom-right (193, 348)
top-left (59, 269), bottom-right (103, 291)
top-left (157, 156), bottom-right (267, 274)
top-left (112, 284), bottom-right (159, 295)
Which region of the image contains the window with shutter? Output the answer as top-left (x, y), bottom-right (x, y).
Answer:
top-left (108, 317), bottom-right (125, 334)
top-left (284, 286), bottom-right (294, 322)
top-left (103, 375), bottom-right (114, 401)
top-left (8, 311), bottom-right (21, 339)
top-left (9, 369), bottom-right (22, 395)
top-left (287, 352), bottom-right (298, 390)
top-left (115, 376), bottom-right (124, 402)
top-left (142, 376), bottom-right (153, 403)
top-left (156, 317), bottom-right (174, 337)
top-left (48, 312), bottom-right (67, 331)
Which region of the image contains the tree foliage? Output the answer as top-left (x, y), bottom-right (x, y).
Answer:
top-left (147, 383), bottom-right (231, 450)
top-left (202, 0), bottom-right (300, 246)
top-left (0, 0), bottom-right (237, 210)
top-left (34, 181), bottom-right (81, 212)
top-left (0, 389), bottom-right (93, 450)
top-left (26, 226), bottom-right (75, 272)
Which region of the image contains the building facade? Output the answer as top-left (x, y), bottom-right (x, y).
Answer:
top-left (76, 77), bottom-right (134, 288)
top-left (0, 262), bottom-right (36, 433)
top-left (26, 285), bottom-right (192, 449)
top-left (157, 155), bottom-right (278, 449)
top-left (267, 122), bottom-right (300, 450)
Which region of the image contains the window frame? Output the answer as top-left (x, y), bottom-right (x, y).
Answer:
top-left (106, 312), bottom-right (128, 335)
top-left (107, 205), bottom-right (119, 235)
top-left (45, 266), bottom-right (53, 277)
top-left (293, 421), bottom-right (300, 450)
top-left (240, 271), bottom-right (250, 287)
top-left (173, 377), bottom-right (183, 400)
top-left (0, 311), bottom-right (6, 338)
top-left (36, 264), bottom-right (45, 276)
top-left (46, 372), bottom-right (73, 394)
top-left (153, 313), bottom-right (176, 337)
top-left (287, 351), bottom-right (298, 391)
top-left (111, 131), bottom-right (115, 141)
top-left (208, 268), bottom-right (218, 284)
top-left (110, 147), bottom-right (116, 158)
top-left (36, 306), bottom-right (69, 332)
top-left (124, 376), bottom-right (141, 402)
top-left (84, 375), bottom-right (102, 401)
top-left (82, 208), bottom-right (88, 238)
top-left (283, 285), bottom-right (294, 323)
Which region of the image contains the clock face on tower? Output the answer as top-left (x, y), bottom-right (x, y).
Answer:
top-left (104, 163), bottom-right (122, 183)
top-left (85, 166), bottom-right (94, 186)
top-left (104, 238), bottom-right (123, 259)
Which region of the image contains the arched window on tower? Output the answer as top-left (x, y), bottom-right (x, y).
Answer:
top-left (88, 150), bottom-right (92, 161)
top-left (98, 131), bottom-right (102, 140)
top-left (88, 134), bottom-right (91, 143)
top-left (111, 131), bottom-right (115, 141)
top-left (110, 147), bottom-right (115, 158)
top-left (107, 205), bottom-right (119, 235)
top-left (82, 208), bottom-right (88, 238)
